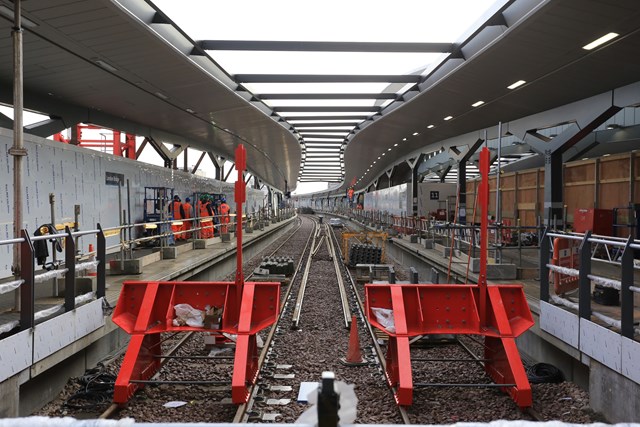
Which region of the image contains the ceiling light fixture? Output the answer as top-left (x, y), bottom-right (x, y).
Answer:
top-left (583, 32), bottom-right (619, 50)
top-left (155, 91), bottom-right (169, 100)
top-left (394, 143), bottom-right (398, 146)
top-left (471, 100), bottom-right (484, 107)
top-left (403, 137), bottom-right (407, 141)
top-left (387, 148), bottom-right (391, 151)
top-left (444, 116), bottom-right (453, 121)
top-left (507, 80), bottom-right (526, 90)
top-left (412, 132), bottom-right (419, 136)
top-left (427, 124), bottom-right (435, 129)
top-left (94, 59), bottom-right (118, 72)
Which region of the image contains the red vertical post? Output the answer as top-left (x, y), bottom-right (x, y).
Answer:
top-left (125, 133), bottom-right (136, 159)
top-left (234, 145), bottom-right (247, 308)
top-left (113, 130), bottom-right (122, 156)
top-left (478, 147), bottom-right (489, 326)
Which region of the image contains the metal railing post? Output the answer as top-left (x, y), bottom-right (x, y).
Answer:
top-left (64, 226), bottom-right (76, 312)
top-left (578, 231), bottom-right (592, 320)
top-left (539, 228), bottom-right (550, 303)
top-left (97, 224), bottom-right (106, 299)
top-left (620, 236), bottom-right (634, 338)
top-left (20, 229), bottom-right (34, 330)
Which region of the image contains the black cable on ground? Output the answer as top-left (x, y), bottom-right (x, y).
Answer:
top-left (64, 363), bottom-right (116, 410)
top-left (527, 362), bottom-right (564, 384)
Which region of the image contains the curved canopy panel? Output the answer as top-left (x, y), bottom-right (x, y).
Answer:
top-left (343, 0), bottom-right (640, 191)
top-left (0, 0), bottom-right (300, 190)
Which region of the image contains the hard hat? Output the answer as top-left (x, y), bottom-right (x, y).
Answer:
top-left (185, 197), bottom-right (191, 202)
top-left (220, 197), bottom-right (226, 203)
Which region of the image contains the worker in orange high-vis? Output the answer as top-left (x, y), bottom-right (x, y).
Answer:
top-left (197, 196), bottom-right (214, 238)
top-left (219, 197), bottom-right (230, 234)
top-left (169, 195), bottom-right (185, 240)
top-left (182, 197), bottom-right (193, 239)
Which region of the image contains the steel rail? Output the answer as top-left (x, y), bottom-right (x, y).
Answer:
top-left (291, 217), bottom-right (319, 329)
top-left (326, 223), bottom-right (352, 329)
top-left (234, 215), bottom-right (316, 423)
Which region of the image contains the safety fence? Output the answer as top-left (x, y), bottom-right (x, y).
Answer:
top-left (103, 206), bottom-right (295, 263)
top-left (0, 227), bottom-right (106, 335)
top-left (540, 230), bottom-right (640, 338)
top-left (0, 207), bottom-right (296, 337)
top-left (323, 207), bottom-right (543, 267)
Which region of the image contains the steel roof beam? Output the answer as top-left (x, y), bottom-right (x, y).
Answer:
top-left (295, 123), bottom-right (360, 128)
top-left (259, 93), bottom-right (398, 100)
top-left (301, 137), bottom-right (345, 140)
top-left (274, 106), bottom-right (380, 112)
top-left (285, 115), bottom-right (371, 121)
top-left (235, 74), bottom-right (421, 83)
top-left (198, 40), bottom-right (454, 52)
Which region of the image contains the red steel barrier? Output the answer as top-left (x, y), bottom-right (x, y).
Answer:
top-left (113, 145), bottom-right (278, 405)
top-left (365, 147), bottom-right (534, 409)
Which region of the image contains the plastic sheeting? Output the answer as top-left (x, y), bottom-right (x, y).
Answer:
top-left (75, 260), bottom-right (99, 273)
top-left (33, 292), bottom-right (95, 321)
top-left (0, 279), bottom-right (23, 295)
top-left (546, 264), bottom-right (579, 277)
top-left (587, 274), bottom-right (621, 290)
top-left (0, 320), bottom-right (19, 335)
top-left (34, 268), bottom-right (69, 284)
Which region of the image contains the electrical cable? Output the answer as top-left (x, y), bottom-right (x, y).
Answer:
top-left (63, 363), bottom-right (116, 410)
top-left (526, 362), bottom-right (564, 384)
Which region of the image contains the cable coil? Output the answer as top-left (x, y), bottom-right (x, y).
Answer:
top-left (526, 362), bottom-right (564, 384)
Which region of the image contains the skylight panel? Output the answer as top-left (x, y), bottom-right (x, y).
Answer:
top-left (212, 51), bottom-right (440, 75)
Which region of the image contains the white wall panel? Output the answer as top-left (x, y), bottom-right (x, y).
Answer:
top-left (363, 183), bottom-right (409, 215)
top-left (0, 129), bottom-right (264, 277)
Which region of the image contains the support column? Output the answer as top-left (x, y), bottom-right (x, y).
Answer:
top-left (9, 0), bottom-right (25, 283)
top-left (407, 155), bottom-right (425, 216)
top-left (454, 138), bottom-right (484, 225)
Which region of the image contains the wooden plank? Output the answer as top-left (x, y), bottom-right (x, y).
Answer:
top-left (599, 157), bottom-right (629, 180)
top-left (517, 203), bottom-right (536, 210)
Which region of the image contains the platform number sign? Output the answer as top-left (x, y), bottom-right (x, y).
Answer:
top-left (429, 191), bottom-right (439, 200)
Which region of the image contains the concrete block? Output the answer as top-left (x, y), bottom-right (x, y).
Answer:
top-left (194, 239), bottom-right (207, 249)
top-left (221, 233), bottom-right (231, 242)
top-left (409, 235), bottom-right (418, 243)
top-left (486, 263), bottom-right (517, 280)
top-left (162, 247), bottom-right (178, 259)
top-left (56, 277), bottom-right (94, 297)
top-left (109, 259), bottom-right (143, 274)
top-left (424, 239), bottom-right (435, 249)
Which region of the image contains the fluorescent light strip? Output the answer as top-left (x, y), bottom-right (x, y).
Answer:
top-left (507, 80), bottom-right (526, 90)
top-left (582, 32), bottom-right (619, 50)
top-left (471, 100), bottom-right (484, 107)
top-left (444, 116), bottom-right (453, 121)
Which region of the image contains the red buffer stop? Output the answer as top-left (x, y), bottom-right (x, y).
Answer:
top-left (365, 147), bottom-right (534, 409)
top-left (112, 145), bottom-right (280, 404)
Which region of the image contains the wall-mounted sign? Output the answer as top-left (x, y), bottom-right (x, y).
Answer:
top-left (430, 191), bottom-right (440, 200)
top-left (105, 172), bottom-right (124, 186)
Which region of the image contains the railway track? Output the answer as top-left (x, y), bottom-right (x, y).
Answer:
top-left (38, 214), bottom-right (597, 423)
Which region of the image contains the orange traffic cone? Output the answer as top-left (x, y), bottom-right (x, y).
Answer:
top-left (340, 315), bottom-right (367, 366)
